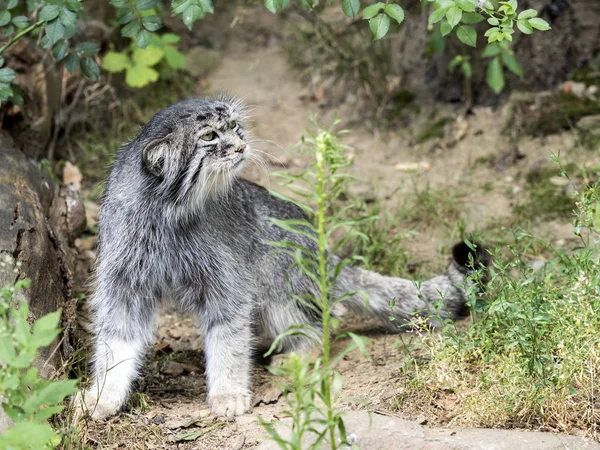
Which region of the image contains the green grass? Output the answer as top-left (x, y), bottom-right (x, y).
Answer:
top-left (392, 167), bottom-right (600, 436)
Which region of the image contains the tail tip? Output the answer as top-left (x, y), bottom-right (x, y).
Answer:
top-left (452, 241), bottom-right (491, 271)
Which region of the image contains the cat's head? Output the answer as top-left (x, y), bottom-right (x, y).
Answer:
top-left (134, 96), bottom-right (253, 209)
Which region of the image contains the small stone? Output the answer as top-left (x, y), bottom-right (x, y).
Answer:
top-left (162, 360), bottom-right (185, 376)
top-left (531, 259), bottom-right (546, 273)
top-left (152, 414), bottom-right (166, 425)
top-left (84, 200), bottom-right (99, 230)
top-left (63, 162), bottom-right (83, 190)
top-left (549, 176), bottom-right (570, 186)
top-left (415, 414), bottom-right (428, 425)
top-left (577, 115), bottom-right (600, 137)
top-left (232, 434), bottom-right (245, 450)
top-left (75, 235), bottom-right (97, 251)
top-left (394, 161), bottom-right (431, 172)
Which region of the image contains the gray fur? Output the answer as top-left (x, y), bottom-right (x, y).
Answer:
top-left (74, 96), bottom-right (478, 420)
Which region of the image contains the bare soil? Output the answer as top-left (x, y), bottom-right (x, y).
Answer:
top-left (76, 6), bottom-right (600, 449)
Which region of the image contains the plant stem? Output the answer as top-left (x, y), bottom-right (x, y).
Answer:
top-left (315, 137), bottom-right (336, 450)
top-left (0, 20), bottom-right (44, 55)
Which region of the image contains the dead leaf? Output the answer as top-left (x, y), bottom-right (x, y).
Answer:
top-left (63, 162), bottom-right (83, 190)
top-left (253, 382), bottom-right (283, 406)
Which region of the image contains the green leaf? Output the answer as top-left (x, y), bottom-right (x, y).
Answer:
top-left (487, 17), bottom-right (499, 25)
top-left (137, 0), bottom-right (158, 10)
top-left (200, 0), bottom-right (214, 14)
top-left (446, 5), bottom-right (462, 28)
top-left (80, 57), bottom-right (100, 80)
top-left (0, 10), bottom-right (10, 26)
top-left (517, 19), bottom-right (532, 34)
top-left (456, 0), bottom-right (475, 12)
top-left (518, 8), bottom-right (538, 19)
top-left (136, 29), bottom-right (153, 48)
top-left (264, 0), bottom-right (278, 14)
top-left (22, 379), bottom-right (78, 412)
top-left (126, 64), bottom-right (159, 87)
top-left (59, 7), bottom-right (77, 27)
top-left (164, 46), bottom-right (186, 69)
top-left (64, 53), bottom-right (80, 73)
top-left (461, 60), bottom-right (472, 78)
top-left (0, 336), bottom-right (16, 362)
top-left (384, 4), bottom-right (404, 24)
top-left (369, 13), bottom-right (390, 40)
top-left (481, 43), bottom-right (500, 57)
top-left (121, 20), bottom-right (141, 37)
top-left (341, 0), bottom-right (360, 19)
top-left (11, 16), bottom-right (29, 28)
top-left (0, 67), bottom-right (16, 84)
top-left (440, 20), bottom-right (453, 36)
top-left (461, 12), bottom-right (484, 24)
top-left (161, 33), bottom-right (180, 44)
top-left (39, 4), bottom-right (60, 21)
top-left (362, 2), bottom-right (385, 20)
top-left (487, 56), bottom-right (505, 94)
top-left (0, 422), bottom-right (55, 449)
top-left (429, 6), bottom-right (449, 24)
top-left (182, 4), bottom-right (204, 30)
top-left (529, 17), bottom-right (551, 31)
top-left (45, 19), bottom-right (66, 45)
top-left (456, 25), bottom-right (477, 47)
top-left (7, 0), bottom-right (17, 9)
top-left (13, 317), bottom-right (30, 345)
top-left (75, 42), bottom-right (100, 55)
top-left (102, 51), bottom-right (130, 72)
top-left (53, 41), bottom-right (68, 61)
top-left (501, 50), bottom-right (523, 78)
top-left (142, 15), bottom-right (162, 31)
top-left (132, 45), bottom-right (164, 66)
top-left (116, 7), bottom-right (134, 24)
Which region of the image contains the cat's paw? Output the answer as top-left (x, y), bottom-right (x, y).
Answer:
top-left (208, 392), bottom-right (252, 419)
top-left (71, 390), bottom-right (122, 421)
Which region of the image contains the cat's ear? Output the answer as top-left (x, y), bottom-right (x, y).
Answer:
top-left (142, 136), bottom-right (171, 177)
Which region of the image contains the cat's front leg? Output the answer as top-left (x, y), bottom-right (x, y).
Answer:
top-left (200, 299), bottom-right (254, 419)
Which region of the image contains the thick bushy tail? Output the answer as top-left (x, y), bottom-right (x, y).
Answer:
top-left (335, 242), bottom-right (490, 330)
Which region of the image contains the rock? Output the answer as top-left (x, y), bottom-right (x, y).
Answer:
top-left (84, 200), bottom-right (99, 230)
top-left (549, 176), bottom-right (570, 187)
top-left (63, 162), bottom-right (83, 191)
top-left (576, 114), bottom-right (600, 136)
top-left (562, 81), bottom-right (587, 99)
top-left (185, 47), bottom-right (223, 77)
top-left (256, 411), bottom-right (600, 450)
top-left (253, 383), bottom-right (283, 406)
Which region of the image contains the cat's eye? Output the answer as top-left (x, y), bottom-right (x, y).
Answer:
top-left (230, 121), bottom-right (237, 129)
top-left (200, 131), bottom-right (216, 141)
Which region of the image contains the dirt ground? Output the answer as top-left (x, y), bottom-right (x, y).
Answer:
top-left (75, 6), bottom-right (600, 449)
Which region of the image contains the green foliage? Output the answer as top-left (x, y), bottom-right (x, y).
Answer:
top-left (262, 123), bottom-right (371, 449)
top-left (103, 33), bottom-right (186, 88)
top-left (0, 256), bottom-right (79, 450)
top-left (394, 158), bottom-right (600, 433)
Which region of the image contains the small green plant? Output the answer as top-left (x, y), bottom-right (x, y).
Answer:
top-left (0, 256), bottom-right (79, 450)
top-left (393, 158), bottom-right (600, 434)
top-left (261, 123), bottom-right (370, 450)
top-left (103, 33), bottom-right (186, 88)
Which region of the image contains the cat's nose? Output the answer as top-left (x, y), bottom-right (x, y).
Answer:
top-left (237, 145), bottom-right (246, 154)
